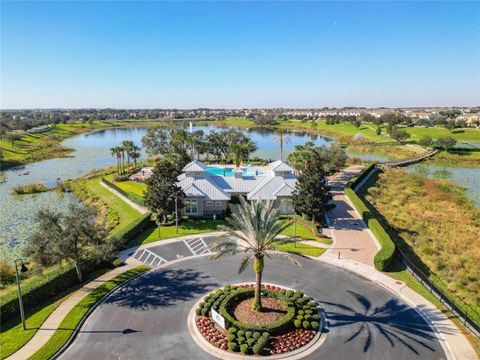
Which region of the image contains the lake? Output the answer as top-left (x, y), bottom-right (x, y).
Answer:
top-left (1, 124), bottom-right (474, 261)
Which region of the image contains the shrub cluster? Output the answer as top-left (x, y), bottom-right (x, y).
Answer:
top-left (226, 327), bottom-right (270, 355)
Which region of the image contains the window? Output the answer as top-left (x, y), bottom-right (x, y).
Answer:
top-left (185, 200), bottom-right (198, 214)
top-left (215, 201), bottom-right (222, 207)
top-left (206, 201), bottom-right (213, 206)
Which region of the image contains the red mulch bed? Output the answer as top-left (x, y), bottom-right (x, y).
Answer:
top-left (234, 297), bottom-right (287, 326)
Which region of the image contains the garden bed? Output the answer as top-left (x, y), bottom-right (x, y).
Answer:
top-left (193, 283), bottom-right (323, 357)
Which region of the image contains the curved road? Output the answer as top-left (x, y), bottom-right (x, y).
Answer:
top-left (61, 256), bottom-right (446, 360)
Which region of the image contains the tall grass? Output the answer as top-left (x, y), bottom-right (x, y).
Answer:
top-left (11, 183), bottom-right (48, 195)
top-left (364, 169), bottom-right (480, 314)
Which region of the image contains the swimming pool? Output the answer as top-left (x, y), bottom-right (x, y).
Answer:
top-left (205, 166), bottom-right (264, 177)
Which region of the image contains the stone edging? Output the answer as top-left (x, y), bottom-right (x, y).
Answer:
top-left (187, 282), bottom-right (327, 360)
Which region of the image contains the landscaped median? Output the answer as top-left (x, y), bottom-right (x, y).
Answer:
top-left (26, 265), bottom-right (149, 360)
top-left (343, 164), bottom-right (396, 271)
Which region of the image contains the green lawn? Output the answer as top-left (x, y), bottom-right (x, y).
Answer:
top-left (27, 266), bottom-right (149, 360)
top-left (404, 127), bottom-right (480, 142)
top-left (74, 176), bottom-right (143, 235)
top-left (104, 174), bottom-right (147, 197)
top-left (273, 242), bottom-right (325, 257)
top-left (128, 219), bottom-right (227, 247)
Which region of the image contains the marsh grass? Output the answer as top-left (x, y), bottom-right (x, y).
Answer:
top-left (11, 183), bottom-right (48, 195)
top-left (364, 169), bottom-right (480, 315)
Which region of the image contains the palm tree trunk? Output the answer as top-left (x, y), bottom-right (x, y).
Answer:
top-left (253, 255), bottom-right (264, 311)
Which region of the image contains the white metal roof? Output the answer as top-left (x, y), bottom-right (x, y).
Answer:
top-left (182, 160), bottom-right (207, 172)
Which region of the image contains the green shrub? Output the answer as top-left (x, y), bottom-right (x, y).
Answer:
top-left (201, 308), bottom-right (208, 316)
top-left (228, 342), bottom-right (238, 352)
top-left (298, 310), bottom-right (304, 315)
top-left (195, 308), bottom-right (201, 315)
top-left (312, 314), bottom-right (320, 321)
top-left (237, 336), bottom-right (246, 344)
top-left (294, 291), bottom-right (303, 298)
top-left (227, 334), bottom-right (236, 342)
top-left (116, 211), bottom-right (153, 244)
top-left (278, 289), bottom-right (286, 295)
top-left (112, 258), bottom-right (125, 267)
top-left (253, 335), bottom-right (269, 354)
top-left (252, 344), bottom-right (262, 355)
top-left (305, 314), bottom-right (312, 321)
top-left (303, 321), bottom-right (311, 330)
top-left (286, 290), bottom-right (294, 297)
top-left (305, 309), bottom-right (313, 315)
top-left (240, 344), bottom-right (249, 354)
top-left (247, 338), bottom-right (256, 346)
top-left (262, 332), bottom-right (270, 338)
top-left (296, 315), bottom-right (304, 321)
top-left (311, 321), bottom-right (320, 330)
top-left (245, 331), bottom-right (252, 338)
top-left (237, 330), bottom-right (245, 337)
top-left (294, 319), bottom-right (302, 328)
top-left (11, 182), bottom-right (48, 195)
top-left (308, 301), bottom-right (317, 307)
top-left (253, 332), bottom-right (261, 340)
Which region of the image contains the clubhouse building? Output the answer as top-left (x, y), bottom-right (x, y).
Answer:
top-left (177, 160), bottom-right (297, 217)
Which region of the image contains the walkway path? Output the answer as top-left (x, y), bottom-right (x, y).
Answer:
top-left (6, 263), bottom-right (140, 360)
top-left (99, 181), bottom-right (148, 214)
top-left (325, 165), bottom-right (379, 266)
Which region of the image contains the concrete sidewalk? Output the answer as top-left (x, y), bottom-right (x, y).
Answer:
top-left (6, 264), bottom-right (137, 360)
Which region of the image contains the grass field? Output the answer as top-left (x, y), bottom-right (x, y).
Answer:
top-left (273, 242), bottom-right (325, 257)
top-left (128, 219), bottom-right (226, 247)
top-left (363, 169), bottom-right (480, 317)
top-left (103, 174), bottom-right (147, 197)
top-left (27, 266), bottom-right (149, 360)
top-left (69, 175), bottom-right (143, 235)
top-left (404, 126), bottom-right (480, 142)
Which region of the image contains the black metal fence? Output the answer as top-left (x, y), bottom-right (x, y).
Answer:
top-left (395, 246), bottom-right (480, 338)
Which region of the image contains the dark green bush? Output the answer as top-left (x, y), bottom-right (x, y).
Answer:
top-left (297, 315), bottom-right (304, 321)
top-left (253, 332), bottom-right (261, 340)
top-left (195, 308), bottom-right (201, 315)
top-left (201, 308), bottom-right (208, 316)
top-left (305, 309), bottom-right (313, 315)
top-left (311, 321), bottom-right (320, 330)
top-left (286, 290), bottom-right (294, 297)
top-left (237, 330), bottom-right (245, 337)
top-left (247, 338), bottom-right (256, 346)
top-left (228, 327), bottom-right (238, 334)
top-left (227, 334), bottom-right (236, 342)
top-left (112, 258), bottom-right (125, 267)
top-left (312, 314), bottom-right (320, 321)
top-left (294, 319), bottom-right (302, 328)
top-left (305, 314), bottom-right (312, 321)
top-left (298, 310), bottom-right (304, 315)
top-left (245, 331), bottom-right (252, 338)
top-left (262, 332), bottom-right (270, 338)
top-left (228, 342), bottom-right (238, 352)
top-left (303, 321), bottom-right (311, 330)
top-left (237, 336), bottom-right (246, 344)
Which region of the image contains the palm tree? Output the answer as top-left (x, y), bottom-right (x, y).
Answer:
top-left (121, 140), bottom-right (134, 172)
top-left (273, 129), bottom-right (291, 161)
top-left (110, 146), bottom-right (122, 174)
top-left (129, 145), bottom-right (141, 171)
top-left (210, 197), bottom-right (300, 311)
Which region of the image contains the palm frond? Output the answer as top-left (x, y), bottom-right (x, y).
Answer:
top-left (238, 255), bottom-right (253, 274)
top-left (209, 241), bottom-right (242, 260)
top-left (270, 250), bottom-right (304, 266)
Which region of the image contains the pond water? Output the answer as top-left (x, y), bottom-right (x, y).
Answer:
top-left (2, 124), bottom-right (474, 261)
top-left (0, 125), bottom-right (334, 260)
top-left (404, 164), bottom-right (480, 207)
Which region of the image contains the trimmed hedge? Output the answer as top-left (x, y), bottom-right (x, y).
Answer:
top-left (346, 163), bottom-right (376, 190)
top-left (345, 181), bottom-right (396, 271)
top-left (115, 211), bottom-right (153, 243)
top-left (1, 265), bottom-right (79, 323)
top-left (219, 288), bottom-right (296, 335)
top-left (101, 177), bottom-right (145, 206)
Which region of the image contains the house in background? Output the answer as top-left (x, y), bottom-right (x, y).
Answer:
top-left (177, 160), bottom-right (297, 218)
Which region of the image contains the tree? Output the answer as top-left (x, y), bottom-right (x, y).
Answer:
top-left (129, 145), bottom-right (141, 170)
top-left (141, 127), bottom-right (174, 156)
top-left (229, 142), bottom-right (256, 167)
top-left (210, 197), bottom-right (298, 311)
top-left (437, 136), bottom-right (457, 152)
top-left (291, 166), bottom-right (331, 223)
top-left (273, 129), bottom-right (290, 161)
top-left (390, 128), bottom-right (411, 144)
top-left (110, 146), bottom-right (122, 174)
top-left (24, 204), bottom-right (118, 282)
top-left (418, 136), bottom-right (433, 149)
top-left (376, 126), bottom-right (382, 136)
top-left (5, 132), bottom-right (23, 147)
top-left (121, 140), bottom-right (135, 171)
top-left (445, 120), bottom-right (457, 132)
top-left (144, 158), bottom-right (185, 223)
top-left (288, 143), bottom-right (346, 174)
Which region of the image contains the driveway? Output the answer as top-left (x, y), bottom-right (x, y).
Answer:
top-left (60, 255), bottom-right (446, 360)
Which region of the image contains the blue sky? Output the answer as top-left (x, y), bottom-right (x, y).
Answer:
top-left (1, 1), bottom-right (479, 109)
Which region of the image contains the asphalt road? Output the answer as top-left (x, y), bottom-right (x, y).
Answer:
top-left (60, 255), bottom-right (446, 360)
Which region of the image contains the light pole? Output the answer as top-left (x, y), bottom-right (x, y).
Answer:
top-left (293, 208), bottom-right (297, 248)
top-left (14, 258), bottom-right (29, 330)
top-left (155, 219), bottom-right (161, 240)
top-left (175, 192), bottom-right (179, 235)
